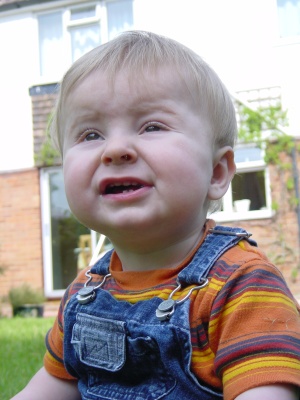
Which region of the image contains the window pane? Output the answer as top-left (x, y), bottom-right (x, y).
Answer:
top-left (277, 0), bottom-right (300, 37)
top-left (232, 171), bottom-right (266, 211)
top-left (107, 0), bottom-right (133, 40)
top-left (49, 171), bottom-right (90, 290)
top-left (88, 232), bottom-right (113, 267)
top-left (70, 24), bottom-right (101, 62)
top-left (38, 12), bottom-right (63, 77)
top-left (235, 146), bottom-right (262, 163)
top-left (71, 7), bottom-right (96, 21)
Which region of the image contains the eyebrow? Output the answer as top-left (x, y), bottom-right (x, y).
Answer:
top-left (129, 99), bottom-right (180, 116)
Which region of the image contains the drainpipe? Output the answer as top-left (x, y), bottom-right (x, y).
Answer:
top-left (291, 142), bottom-right (300, 248)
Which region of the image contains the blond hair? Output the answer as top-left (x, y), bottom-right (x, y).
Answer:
top-left (50, 30), bottom-right (237, 156)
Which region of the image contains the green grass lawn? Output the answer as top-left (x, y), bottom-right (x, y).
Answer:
top-left (0, 317), bottom-right (55, 400)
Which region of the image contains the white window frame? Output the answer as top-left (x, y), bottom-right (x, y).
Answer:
top-left (36, 0), bottom-right (133, 84)
top-left (40, 167), bottom-right (99, 298)
top-left (37, 2), bottom-right (103, 83)
top-left (40, 167), bottom-right (56, 298)
top-left (276, 0), bottom-right (300, 43)
top-left (65, 3), bottom-right (104, 62)
top-left (212, 150), bottom-right (274, 223)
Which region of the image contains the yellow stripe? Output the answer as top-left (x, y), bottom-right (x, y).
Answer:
top-left (112, 285), bottom-right (199, 303)
top-left (224, 356), bottom-right (300, 383)
top-left (192, 351), bottom-right (215, 363)
top-left (226, 365), bottom-right (300, 391)
top-left (113, 289), bottom-right (169, 302)
top-left (223, 291), bottom-right (295, 313)
top-left (208, 278), bottom-right (224, 292)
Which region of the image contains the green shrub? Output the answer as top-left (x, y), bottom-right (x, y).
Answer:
top-left (8, 284), bottom-right (45, 315)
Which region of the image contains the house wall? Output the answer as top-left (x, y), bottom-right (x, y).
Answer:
top-left (0, 168), bottom-right (43, 300)
top-left (0, 0), bottom-right (299, 173)
top-left (0, 9), bottom-right (37, 171)
top-left (1, 158), bottom-right (299, 305)
top-left (0, 0), bottom-right (300, 314)
top-left (222, 154), bottom-right (300, 297)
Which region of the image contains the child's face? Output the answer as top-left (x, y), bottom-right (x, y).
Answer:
top-left (62, 67), bottom-right (228, 248)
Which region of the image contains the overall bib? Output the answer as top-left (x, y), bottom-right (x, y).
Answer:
top-left (64, 226), bottom-right (255, 400)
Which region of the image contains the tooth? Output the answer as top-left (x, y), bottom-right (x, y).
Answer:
top-left (109, 182), bottom-right (140, 187)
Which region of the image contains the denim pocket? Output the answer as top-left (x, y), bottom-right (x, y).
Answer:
top-left (71, 313), bottom-right (126, 371)
top-left (86, 333), bottom-right (176, 399)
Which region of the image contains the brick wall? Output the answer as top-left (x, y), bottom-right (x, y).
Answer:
top-left (0, 168), bottom-right (43, 299)
top-left (225, 151), bottom-right (300, 298)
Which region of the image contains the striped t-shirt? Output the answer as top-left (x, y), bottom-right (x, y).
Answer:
top-left (44, 222), bottom-right (300, 400)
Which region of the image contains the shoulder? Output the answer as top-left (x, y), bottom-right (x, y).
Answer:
top-left (191, 239), bottom-right (300, 325)
top-left (192, 239), bottom-right (300, 399)
top-left (209, 238), bottom-right (289, 290)
top-left (210, 239), bottom-right (299, 309)
top-left (203, 221), bottom-right (280, 285)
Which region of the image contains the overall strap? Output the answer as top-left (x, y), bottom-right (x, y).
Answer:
top-left (178, 226), bottom-right (256, 285)
top-left (91, 249), bottom-right (113, 275)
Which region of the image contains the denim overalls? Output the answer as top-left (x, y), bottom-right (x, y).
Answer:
top-left (64, 226), bottom-right (255, 400)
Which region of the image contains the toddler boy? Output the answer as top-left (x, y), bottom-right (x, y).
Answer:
top-left (12, 30), bottom-right (300, 400)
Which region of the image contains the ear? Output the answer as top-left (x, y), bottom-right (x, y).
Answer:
top-left (208, 146), bottom-right (236, 200)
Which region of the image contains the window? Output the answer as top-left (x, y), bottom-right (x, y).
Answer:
top-left (69, 7), bottom-right (101, 63)
top-left (213, 145), bottom-right (273, 222)
top-left (232, 171), bottom-right (266, 211)
top-left (214, 86), bottom-right (282, 222)
top-left (37, 0), bottom-right (133, 80)
top-left (277, 0), bottom-right (300, 38)
top-left (40, 167), bottom-right (112, 297)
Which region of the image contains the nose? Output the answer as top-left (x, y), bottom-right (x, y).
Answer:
top-left (101, 138), bottom-right (137, 166)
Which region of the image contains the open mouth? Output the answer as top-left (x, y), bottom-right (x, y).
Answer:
top-left (105, 182), bottom-right (145, 195)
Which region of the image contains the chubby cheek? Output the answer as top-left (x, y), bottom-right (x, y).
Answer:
top-left (159, 157), bottom-right (212, 210)
top-left (63, 157), bottom-right (92, 214)
top-left (167, 144), bottom-right (212, 186)
top-left (63, 169), bottom-right (80, 214)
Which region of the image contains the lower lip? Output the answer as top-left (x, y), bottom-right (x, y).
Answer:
top-left (101, 186), bottom-right (153, 202)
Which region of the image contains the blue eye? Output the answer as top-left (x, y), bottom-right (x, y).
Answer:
top-left (84, 132), bottom-right (102, 141)
top-left (145, 125), bottom-right (161, 132)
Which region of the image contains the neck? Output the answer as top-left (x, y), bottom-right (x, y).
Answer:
top-left (111, 227), bottom-right (205, 272)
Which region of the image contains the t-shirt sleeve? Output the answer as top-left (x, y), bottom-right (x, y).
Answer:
top-left (210, 247), bottom-right (300, 399)
top-left (44, 268), bottom-right (89, 380)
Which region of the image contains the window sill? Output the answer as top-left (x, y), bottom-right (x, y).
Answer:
top-left (45, 289), bottom-right (66, 299)
top-left (275, 36), bottom-right (300, 47)
top-left (211, 209), bottom-right (274, 223)
top-left (29, 82), bottom-right (59, 97)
